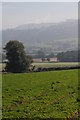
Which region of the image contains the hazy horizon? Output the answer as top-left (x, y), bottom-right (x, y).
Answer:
top-left (2, 2), bottom-right (78, 29)
top-left (2, 19), bottom-right (78, 30)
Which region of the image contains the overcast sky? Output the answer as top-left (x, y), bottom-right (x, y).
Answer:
top-left (2, 2), bottom-right (78, 29)
top-left (1, 0), bottom-right (79, 2)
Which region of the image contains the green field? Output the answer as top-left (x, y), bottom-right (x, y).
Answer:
top-left (0, 62), bottom-right (79, 72)
top-left (2, 69), bottom-right (79, 119)
top-left (32, 62), bottom-right (79, 69)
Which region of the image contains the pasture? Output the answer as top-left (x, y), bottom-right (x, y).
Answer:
top-left (32, 62), bottom-right (79, 69)
top-left (0, 62), bottom-right (79, 72)
top-left (2, 69), bottom-right (79, 119)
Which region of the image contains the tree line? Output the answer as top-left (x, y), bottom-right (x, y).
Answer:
top-left (57, 51), bottom-right (79, 62)
top-left (2, 40), bottom-right (79, 73)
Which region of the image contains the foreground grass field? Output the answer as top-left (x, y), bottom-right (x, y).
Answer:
top-left (2, 69), bottom-right (79, 119)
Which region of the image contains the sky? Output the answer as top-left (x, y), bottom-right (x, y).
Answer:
top-left (1, 0), bottom-right (79, 2)
top-left (1, 2), bottom-right (78, 29)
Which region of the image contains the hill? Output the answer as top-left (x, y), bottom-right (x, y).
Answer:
top-left (2, 19), bottom-right (78, 52)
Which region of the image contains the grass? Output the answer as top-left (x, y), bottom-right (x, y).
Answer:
top-left (32, 62), bottom-right (79, 69)
top-left (2, 69), bottom-right (79, 119)
top-left (0, 63), bottom-right (6, 72)
top-left (0, 62), bottom-right (79, 72)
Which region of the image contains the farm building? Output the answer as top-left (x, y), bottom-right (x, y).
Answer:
top-left (33, 58), bottom-right (42, 62)
top-left (33, 57), bottom-right (57, 62)
top-left (49, 57), bottom-right (57, 62)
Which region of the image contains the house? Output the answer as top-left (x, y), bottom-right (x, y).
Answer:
top-left (33, 58), bottom-right (42, 62)
top-left (33, 57), bottom-right (57, 62)
top-left (49, 57), bottom-right (57, 62)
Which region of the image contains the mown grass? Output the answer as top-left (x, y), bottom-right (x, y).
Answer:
top-left (2, 69), bottom-right (79, 119)
top-left (0, 62), bottom-right (79, 72)
top-left (32, 62), bottom-right (79, 69)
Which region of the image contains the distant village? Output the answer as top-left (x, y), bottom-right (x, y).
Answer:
top-left (33, 58), bottom-right (57, 63)
top-left (2, 46), bottom-right (79, 64)
top-left (2, 46), bottom-right (58, 63)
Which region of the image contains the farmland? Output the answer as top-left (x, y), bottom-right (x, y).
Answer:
top-left (2, 69), bottom-right (79, 119)
top-left (1, 62), bottom-right (79, 72)
top-left (32, 62), bottom-right (79, 69)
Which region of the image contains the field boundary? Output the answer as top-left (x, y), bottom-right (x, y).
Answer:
top-left (2, 66), bottom-right (80, 74)
top-left (34, 66), bottom-right (80, 72)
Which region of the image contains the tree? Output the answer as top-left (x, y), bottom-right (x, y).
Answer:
top-left (4, 40), bottom-right (33, 73)
top-left (47, 58), bottom-right (50, 62)
top-left (57, 51), bottom-right (78, 62)
top-left (36, 50), bottom-right (45, 58)
top-left (42, 58), bottom-right (45, 62)
top-left (46, 53), bottom-right (54, 58)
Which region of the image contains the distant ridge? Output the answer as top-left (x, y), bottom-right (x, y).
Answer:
top-left (2, 19), bottom-right (78, 52)
top-left (15, 19), bottom-right (77, 30)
